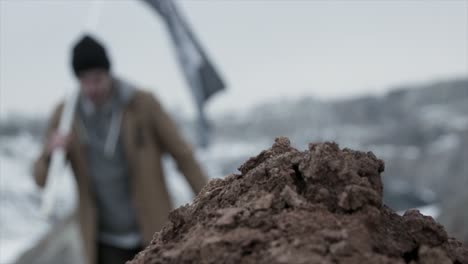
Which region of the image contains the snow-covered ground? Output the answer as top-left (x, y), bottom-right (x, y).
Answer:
top-left (0, 134), bottom-right (78, 264)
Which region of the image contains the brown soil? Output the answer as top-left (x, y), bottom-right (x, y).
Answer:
top-left (130, 138), bottom-right (468, 264)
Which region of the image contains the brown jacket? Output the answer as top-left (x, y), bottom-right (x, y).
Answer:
top-left (34, 89), bottom-right (208, 264)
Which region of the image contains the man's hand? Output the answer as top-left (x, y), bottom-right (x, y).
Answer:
top-left (46, 131), bottom-right (71, 155)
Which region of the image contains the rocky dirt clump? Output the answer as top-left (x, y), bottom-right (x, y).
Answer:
top-left (130, 138), bottom-right (468, 264)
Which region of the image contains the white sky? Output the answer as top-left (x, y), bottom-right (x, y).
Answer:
top-left (0, 0), bottom-right (467, 119)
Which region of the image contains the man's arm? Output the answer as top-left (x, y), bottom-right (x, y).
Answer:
top-left (33, 104), bottom-right (64, 187)
top-left (146, 93), bottom-right (208, 194)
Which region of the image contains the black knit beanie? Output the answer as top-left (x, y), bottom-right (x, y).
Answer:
top-left (71, 35), bottom-right (111, 77)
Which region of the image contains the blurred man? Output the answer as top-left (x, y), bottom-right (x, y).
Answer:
top-left (34, 35), bottom-right (208, 264)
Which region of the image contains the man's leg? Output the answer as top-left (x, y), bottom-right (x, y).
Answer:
top-left (97, 242), bottom-right (142, 264)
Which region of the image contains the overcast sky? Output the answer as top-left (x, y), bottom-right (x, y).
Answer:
top-left (0, 0), bottom-right (467, 119)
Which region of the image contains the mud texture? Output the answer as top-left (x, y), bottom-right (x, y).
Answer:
top-left (130, 138), bottom-right (468, 264)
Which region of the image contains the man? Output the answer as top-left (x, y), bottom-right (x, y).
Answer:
top-left (34, 35), bottom-right (208, 264)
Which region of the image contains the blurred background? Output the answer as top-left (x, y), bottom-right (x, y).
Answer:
top-left (0, 1), bottom-right (467, 263)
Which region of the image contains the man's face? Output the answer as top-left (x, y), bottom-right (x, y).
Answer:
top-left (78, 69), bottom-right (112, 105)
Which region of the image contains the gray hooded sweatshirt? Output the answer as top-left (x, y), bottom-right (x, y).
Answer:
top-left (78, 78), bottom-right (142, 249)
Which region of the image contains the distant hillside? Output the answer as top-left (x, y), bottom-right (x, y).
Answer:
top-left (211, 77), bottom-right (468, 208)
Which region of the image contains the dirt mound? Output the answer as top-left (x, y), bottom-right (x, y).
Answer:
top-left (130, 138), bottom-right (468, 264)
